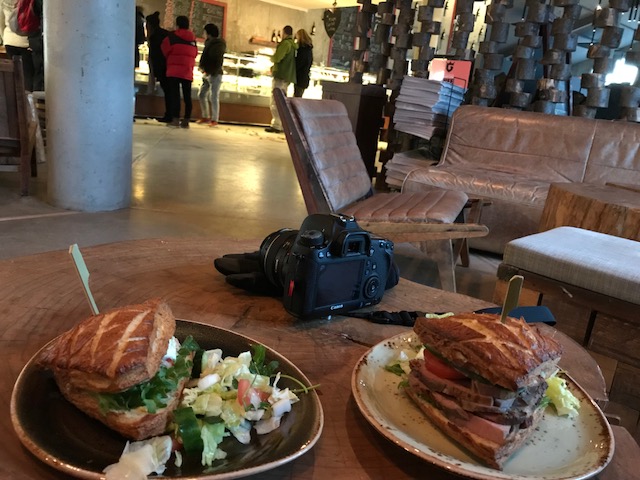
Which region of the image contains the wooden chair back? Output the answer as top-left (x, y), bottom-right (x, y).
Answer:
top-left (274, 88), bottom-right (373, 214)
top-left (0, 56), bottom-right (34, 195)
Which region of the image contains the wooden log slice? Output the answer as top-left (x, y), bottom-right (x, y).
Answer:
top-left (593, 7), bottom-right (619, 28)
top-left (553, 33), bottom-right (577, 51)
top-left (601, 26), bottom-right (623, 48)
top-left (585, 87), bottom-right (611, 108)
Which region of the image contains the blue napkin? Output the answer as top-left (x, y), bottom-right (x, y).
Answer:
top-left (473, 306), bottom-right (556, 326)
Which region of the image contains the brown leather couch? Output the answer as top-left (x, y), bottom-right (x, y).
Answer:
top-left (401, 105), bottom-right (640, 253)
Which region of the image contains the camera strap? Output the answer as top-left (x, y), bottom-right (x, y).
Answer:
top-left (348, 310), bottom-right (426, 327)
top-left (349, 305), bottom-right (557, 326)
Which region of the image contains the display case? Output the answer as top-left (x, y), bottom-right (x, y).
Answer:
top-left (134, 43), bottom-right (375, 124)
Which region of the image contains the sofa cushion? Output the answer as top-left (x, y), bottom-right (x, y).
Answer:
top-left (403, 165), bottom-right (552, 206)
top-left (442, 106), bottom-right (591, 183)
top-left (342, 188), bottom-right (468, 224)
top-left (503, 227), bottom-right (640, 305)
top-left (583, 120), bottom-right (640, 186)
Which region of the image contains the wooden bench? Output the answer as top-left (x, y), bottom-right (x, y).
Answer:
top-left (0, 56), bottom-right (38, 196)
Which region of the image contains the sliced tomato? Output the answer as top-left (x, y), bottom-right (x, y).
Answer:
top-left (423, 349), bottom-right (467, 380)
top-left (237, 378), bottom-right (270, 407)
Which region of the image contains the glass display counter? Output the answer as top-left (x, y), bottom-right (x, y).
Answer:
top-left (134, 43), bottom-right (377, 124)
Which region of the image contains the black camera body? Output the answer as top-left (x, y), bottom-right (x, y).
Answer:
top-left (261, 214), bottom-right (395, 319)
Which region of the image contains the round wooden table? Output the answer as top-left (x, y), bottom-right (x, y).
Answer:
top-left (0, 237), bottom-right (614, 479)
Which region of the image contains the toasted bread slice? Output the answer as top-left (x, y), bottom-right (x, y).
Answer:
top-left (37, 298), bottom-right (175, 393)
top-left (405, 385), bottom-right (544, 470)
top-left (414, 313), bottom-right (562, 390)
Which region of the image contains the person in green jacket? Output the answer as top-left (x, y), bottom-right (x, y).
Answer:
top-left (266, 25), bottom-right (297, 133)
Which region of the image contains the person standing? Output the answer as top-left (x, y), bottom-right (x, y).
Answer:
top-left (27, 0), bottom-right (43, 91)
top-left (134, 6), bottom-right (145, 69)
top-left (145, 11), bottom-right (170, 122)
top-left (265, 25), bottom-right (296, 133)
top-left (197, 23), bottom-right (226, 127)
top-left (294, 29), bottom-right (313, 98)
top-left (0, 0), bottom-right (34, 91)
top-left (161, 15), bottom-right (197, 128)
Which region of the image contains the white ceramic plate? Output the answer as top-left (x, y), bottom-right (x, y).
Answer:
top-left (351, 331), bottom-right (614, 480)
top-left (12, 320), bottom-right (324, 479)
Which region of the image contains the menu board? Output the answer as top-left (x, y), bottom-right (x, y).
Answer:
top-left (166, 0), bottom-right (226, 39)
top-left (191, 0), bottom-right (226, 39)
top-left (329, 7), bottom-right (358, 70)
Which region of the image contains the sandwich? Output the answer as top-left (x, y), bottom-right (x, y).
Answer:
top-left (404, 312), bottom-right (563, 470)
top-left (37, 298), bottom-right (198, 440)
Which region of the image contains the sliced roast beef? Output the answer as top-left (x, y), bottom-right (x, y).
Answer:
top-left (410, 359), bottom-right (493, 406)
top-left (408, 372), bottom-right (469, 420)
top-left (471, 379), bottom-right (517, 400)
top-left (451, 412), bottom-right (513, 445)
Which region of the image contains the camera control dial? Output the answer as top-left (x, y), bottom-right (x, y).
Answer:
top-left (363, 276), bottom-right (381, 299)
top-left (299, 230), bottom-right (324, 248)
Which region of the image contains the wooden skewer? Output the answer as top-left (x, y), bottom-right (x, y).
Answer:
top-left (500, 275), bottom-right (523, 323)
top-left (68, 244), bottom-right (100, 315)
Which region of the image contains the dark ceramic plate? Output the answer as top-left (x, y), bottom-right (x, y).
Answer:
top-left (11, 320), bottom-right (324, 479)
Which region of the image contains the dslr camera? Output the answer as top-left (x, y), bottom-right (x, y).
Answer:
top-left (263, 213), bottom-right (396, 319)
top-left (215, 213), bottom-right (398, 319)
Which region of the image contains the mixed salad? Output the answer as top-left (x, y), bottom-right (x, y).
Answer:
top-left (104, 337), bottom-right (318, 479)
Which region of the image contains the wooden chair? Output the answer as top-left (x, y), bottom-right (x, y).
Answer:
top-left (273, 88), bottom-right (488, 291)
top-left (0, 56), bottom-right (37, 196)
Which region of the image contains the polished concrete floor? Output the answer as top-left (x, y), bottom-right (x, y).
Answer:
top-left (2, 119), bottom-right (636, 438)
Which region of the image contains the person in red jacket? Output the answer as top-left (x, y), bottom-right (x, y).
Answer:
top-left (161, 15), bottom-right (198, 128)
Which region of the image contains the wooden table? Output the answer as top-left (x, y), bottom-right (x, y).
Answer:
top-left (539, 182), bottom-right (640, 240)
top-left (0, 237), bottom-right (625, 479)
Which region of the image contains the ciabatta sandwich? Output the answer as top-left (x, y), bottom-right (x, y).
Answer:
top-left (405, 313), bottom-right (562, 469)
top-left (37, 298), bottom-right (197, 440)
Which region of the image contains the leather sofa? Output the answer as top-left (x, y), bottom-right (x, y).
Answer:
top-left (400, 105), bottom-right (640, 254)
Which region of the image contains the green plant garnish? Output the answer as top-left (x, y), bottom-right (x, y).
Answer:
top-left (384, 363), bottom-right (406, 377)
top-left (249, 344), bottom-right (279, 377)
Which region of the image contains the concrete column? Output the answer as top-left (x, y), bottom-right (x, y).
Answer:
top-left (45, 0), bottom-right (134, 211)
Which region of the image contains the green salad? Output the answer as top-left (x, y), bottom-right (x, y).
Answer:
top-left (104, 339), bottom-right (318, 479)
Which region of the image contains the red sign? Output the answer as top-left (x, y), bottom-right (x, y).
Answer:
top-left (429, 58), bottom-right (472, 89)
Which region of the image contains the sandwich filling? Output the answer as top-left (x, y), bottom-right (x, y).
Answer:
top-left (407, 346), bottom-right (549, 446)
top-left (399, 313), bottom-right (566, 469)
top-left (97, 336), bottom-right (199, 414)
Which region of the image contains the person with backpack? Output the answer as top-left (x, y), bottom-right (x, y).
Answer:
top-left (161, 15), bottom-right (198, 128)
top-left (0, 0), bottom-right (34, 91)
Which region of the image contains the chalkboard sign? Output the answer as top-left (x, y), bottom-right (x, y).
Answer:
top-left (323, 9), bottom-right (341, 38)
top-left (165, 0), bottom-right (226, 39)
top-left (191, 0), bottom-right (226, 39)
top-left (329, 7), bottom-right (358, 70)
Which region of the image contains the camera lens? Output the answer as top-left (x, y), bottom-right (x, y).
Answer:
top-left (363, 276), bottom-right (381, 299)
top-left (259, 228), bottom-right (298, 288)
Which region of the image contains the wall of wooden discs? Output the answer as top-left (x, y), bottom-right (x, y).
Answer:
top-left (349, 0), bottom-right (640, 123)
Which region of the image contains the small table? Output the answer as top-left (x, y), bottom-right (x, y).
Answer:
top-left (0, 238), bottom-right (620, 479)
top-left (539, 182), bottom-right (640, 240)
